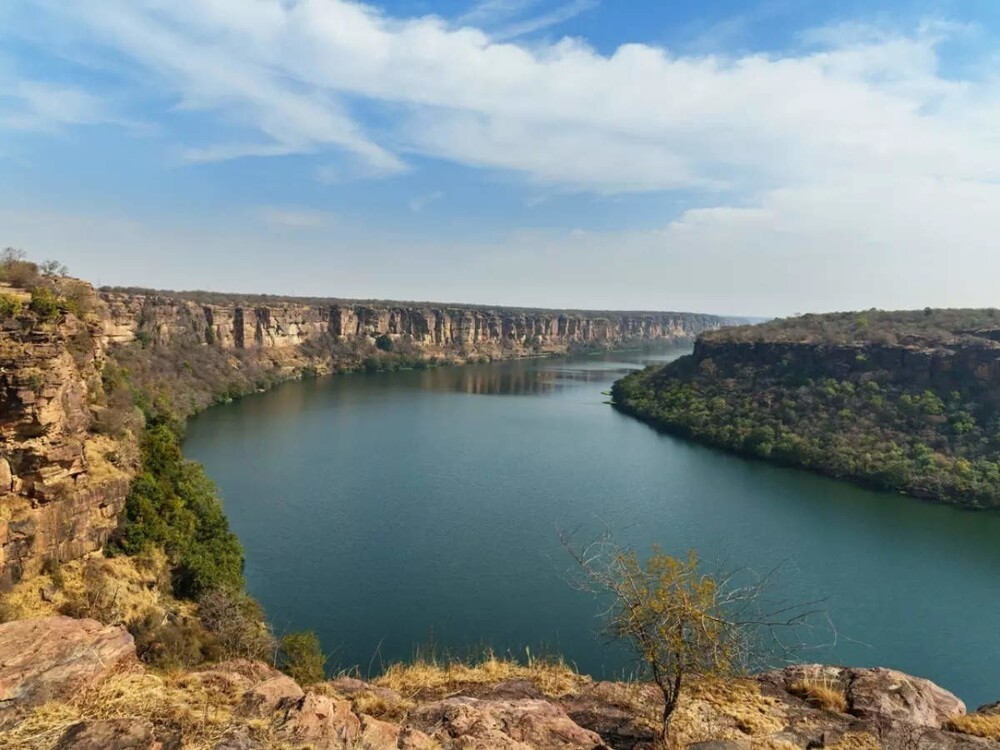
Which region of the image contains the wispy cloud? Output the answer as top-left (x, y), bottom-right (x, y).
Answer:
top-left (456, 0), bottom-right (597, 39)
top-left (258, 206), bottom-right (331, 228)
top-left (0, 78), bottom-right (131, 132)
top-left (489, 0), bottom-right (598, 40)
top-left (409, 190), bottom-right (444, 213)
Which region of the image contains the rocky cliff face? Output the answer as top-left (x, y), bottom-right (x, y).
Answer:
top-left (101, 291), bottom-right (728, 354)
top-left (0, 286), bottom-right (130, 588)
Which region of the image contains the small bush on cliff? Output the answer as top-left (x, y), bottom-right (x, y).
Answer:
top-left (109, 421), bottom-right (245, 599)
top-left (0, 247), bottom-right (39, 288)
top-left (0, 293), bottom-right (22, 318)
top-left (199, 588), bottom-right (275, 661)
top-left (279, 631), bottom-right (327, 686)
top-left (28, 285), bottom-right (62, 321)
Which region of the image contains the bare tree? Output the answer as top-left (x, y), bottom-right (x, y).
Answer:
top-left (562, 531), bottom-right (823, 748)
top-left (40, 259), bottom-right (69, 277)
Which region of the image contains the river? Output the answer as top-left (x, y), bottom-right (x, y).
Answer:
top-left (184, 348), bottom-right (1000, 706)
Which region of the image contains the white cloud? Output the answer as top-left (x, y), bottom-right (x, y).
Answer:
top-left (0, 79), bottom-right (117, 132)
top-left (6, 1), bottom-right (1000, 313)
top-left (22, 1), bottom-right (999, 193)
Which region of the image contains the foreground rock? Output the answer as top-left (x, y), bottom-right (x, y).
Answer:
top-left (1, 617), bottom-right (998, 749)
top-left (410, 696), bottom-right (608, 749)
top-left (0, 616), bottom-right (135, 713)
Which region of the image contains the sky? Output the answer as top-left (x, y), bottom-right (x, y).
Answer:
top-left (1, 1), bottom-right (999, 316)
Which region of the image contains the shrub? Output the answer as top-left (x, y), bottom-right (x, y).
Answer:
top-left (108, 422), bottom-right (245, 599)
top-left (375, 333), bottom-right (394, 352)
top-left (0, 293), bottom-right (22, 319)
top-left (130, 611), bottom-right (216, 668)
top-left (28, 285), bottom-right (61, 321)
top-left (0, 247), bottom-right (39, 288)
top-left (198, 588), bottom-right (274, 661)
top-left (279, 631), bottom-right (327, 686)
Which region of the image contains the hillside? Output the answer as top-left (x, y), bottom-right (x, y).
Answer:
top-left (612, 309), bottom-right (1000, 508)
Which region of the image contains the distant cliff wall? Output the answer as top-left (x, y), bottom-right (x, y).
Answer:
top-left (100, 292), bottom-right (728, 353)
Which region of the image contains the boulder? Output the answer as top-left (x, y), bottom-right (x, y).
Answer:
top-left (760, 665), bottom-right (966, 729)
top-left (0, 616), bottom-right (135, 712)
top-left (847, 667), bottom-right (965, 728)
top-left (240, 674), bottom-right (304, 716)
top-left (55, 719), bottom-right (160, 750)
top-left (411, 696), bottom-right (609, 749)
top-left (279, 692), bottom-right (362, 749)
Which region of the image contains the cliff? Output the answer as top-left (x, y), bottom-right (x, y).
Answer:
top-left (2, 615), bottom-right (999, 749)
top-left (0, 282), bottom-right (132, 588)
top-left (612, 309), bottom-right (1000, 508)
top-left (101, 289), bottom-right (726, 355)
top-left (99, 289), bottom-right (732, 418)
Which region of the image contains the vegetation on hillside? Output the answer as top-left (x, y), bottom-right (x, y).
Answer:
top-left (705, 307), bottom-right (1000, 347)
top-left (614, 309), bottom-right (1000, 508)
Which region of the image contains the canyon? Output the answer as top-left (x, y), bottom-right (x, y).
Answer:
top-left (1, 281), bottom-right (731, 587)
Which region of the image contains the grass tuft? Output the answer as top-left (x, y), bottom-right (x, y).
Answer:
top-left (945, 713), bottom-right (1000, 740)
top-left (789, 678), bottom-right (849, 713)
top-left (374, 651), bottom-right (585, 699)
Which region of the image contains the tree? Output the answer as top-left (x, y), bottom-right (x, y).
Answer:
top-left (563, 533), bottom-right (819, 748)
top-left (40, 259), bottom-right (69, 277)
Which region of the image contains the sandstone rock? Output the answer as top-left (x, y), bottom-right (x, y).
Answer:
top-left (355, 714), bottom-right (435, 749)
top-left (411, 696), bottom-right (609, 749)
top-left (562, 681), bottom-right (658, 750)
top-left (240, 674), bottom-right (304, 716)
top-left (761, 665), bottom-right (966, 729)
top-left (213, 726), bottom-right (260, 750)
top-left (847, 667), bottom-right (965, 728)
top-left (280, 692), bottom-right (362, 749)
top-left (685, 740), bottom-right (750, 750)
top-left (0, 616), bottom-right (135, 712)
top-left (0, 458), bottom-right (12, 493)
top-left (55, 719), bottom-right (160, 750)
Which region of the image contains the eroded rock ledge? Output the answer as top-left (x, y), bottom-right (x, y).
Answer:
top-left (2, 616), bottom-right (997, 749)
top-left (101, 290), bottom-right (729, 354)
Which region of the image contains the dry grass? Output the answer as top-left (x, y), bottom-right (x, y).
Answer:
top-left (670, 677), bottom-right (785, 748)
top-left (374, 652), bottom-right (586, 700)
top-left (826, 732), bottom-right (881, 750)
top-left (0, 548), bottom-right (177, 626)
top-left (789, 678), bottom-right (849, 713)
top-left (0, 664), bottom-right (285, 750)
top-left (945, 713), bottom-right (1000, 740)
top-left (82, 435), bottom-right (132, 483)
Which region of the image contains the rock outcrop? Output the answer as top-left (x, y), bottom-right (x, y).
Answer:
top-left (0, 284), bottom-right (131, 588)
top-left (0, 616), bottom-right (136, 714)
top-left (1, 620), bottom-right (997, 750)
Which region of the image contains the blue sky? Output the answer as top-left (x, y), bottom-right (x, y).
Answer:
top-left (1, 0), bottom-right (999, 315)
